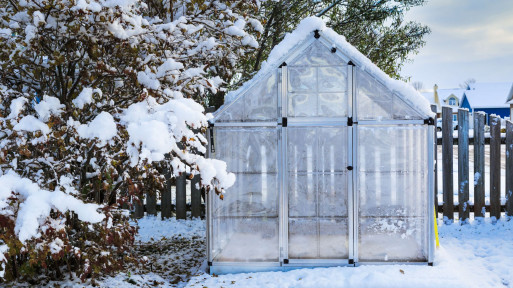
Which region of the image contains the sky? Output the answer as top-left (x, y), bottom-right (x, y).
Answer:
top-left (401, 0), bottom-right (513, 90)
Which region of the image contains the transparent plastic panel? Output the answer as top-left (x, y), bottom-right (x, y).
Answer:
top-left (289, 41), bottom-right (345, 66)
top-left (356, 69), bottom-right (393, 120)
top-left (392, 93), bottom-right (424, 120)
top-left (216, 98), bottom-right (244, 122)
top-left (215, 173), bottom-right (278, 217)
top-left (357, 125), bottom-right (427, 173)
top-left (212, 216), bottom-right (279, 262)
top-left (319, 218), bottom-right (349, 258)
top-left (289, 67), bottom-right (317, 92)
top-left (287, 127), bottom-right (317, 173)
top-left (318, 173), bottom-right (348, 217)
top-left (359, 172), bottom-right (426, 217)
top-left (288, 93), bottom-right (318, 117)
top-left (357, 125), bottom-right (429, 262)
top-left (215, 127), bottom-right (278, 173)
top-left (244, 70), bottom-right (278, 121)
top-left (318, 66), bottom-right (347, 92)
top-left (318, 93), bottom-right (347, 117)
top-left (288, 174), bottom-right (317, 217)
top-left (318, 127), bottom-right (348, 173)
top-left (288, 218), bottom-right (318, 259)
top-left (358, 217), bottom-right (427, 262)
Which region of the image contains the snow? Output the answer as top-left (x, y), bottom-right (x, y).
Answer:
top-left (222, 16), bottom-right (434, 118)
top-left (7, 96), bottom-right (28, 119)
top-left (13, 115), bottom-right (50, 134)
top-left (77, 111), bottom-right (117, 145)
top-left (464, 82), bottom-right (513, 109)
top-left (34, 95), bottom-right (65, 121)
top-left (73, 87), bottom-right (102, 109)
top-left (135, 215), bottom-right (205, 242)
top-left (0, 171), bottom-right (104, 242)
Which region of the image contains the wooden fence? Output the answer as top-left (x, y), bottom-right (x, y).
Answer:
top-left (436, 105), bottom-right (513, 222)
top-left (131, 173), bottom-right (205, 220)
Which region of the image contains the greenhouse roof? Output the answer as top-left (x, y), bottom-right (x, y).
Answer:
top-left (216, 16), bottom-right (434, 119)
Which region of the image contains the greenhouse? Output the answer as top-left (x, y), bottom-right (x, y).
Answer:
top-left (206, 17), bottom-right (435, 274)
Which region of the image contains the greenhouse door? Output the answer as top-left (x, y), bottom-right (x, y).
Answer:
top-left (282, 60), bottom-right (353, 264)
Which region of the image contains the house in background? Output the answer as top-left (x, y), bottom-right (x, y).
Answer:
top-left (460, 82), bottom-right (513, 122)
top-left (421, 84), bottom-right (464, 121)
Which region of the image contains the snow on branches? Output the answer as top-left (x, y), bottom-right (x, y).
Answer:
top-left (0, 0), bottom-right (260, 282)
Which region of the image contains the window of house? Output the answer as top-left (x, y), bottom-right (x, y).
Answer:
top-left (453, 114), bottom-right (457, 122)
top-left (449, 98), bottom-right (456, 106)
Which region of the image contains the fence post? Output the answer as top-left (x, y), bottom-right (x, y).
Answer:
top-left (146, 191), bottom-right (157, 216)
top-left (133, 196), bottom-right (144, 219)
top-left (162, 168), bottom-right (173, 219)
top-left (176, 174), bottom-right (187, 220)
top-left (506, 120), bottom-right (513, 217)
top-left (474, 112), bottom-right (486, 218)
top-left (458, 109), bottom-right (470, 223)
top-left (431, 104), bottom-right (438, 215)
top-left (442, 106), bottom-right (454, 223)
top-left (191, 175), bottom-right (202, 218)
top-left (490, 115), bottom-right (501, 221)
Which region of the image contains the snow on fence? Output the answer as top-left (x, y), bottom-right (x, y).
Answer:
top-left (436, 105), bottom-right (513, 222)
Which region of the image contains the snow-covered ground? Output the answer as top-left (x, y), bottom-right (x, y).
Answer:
top-left (8, 215), bottom-right (513, 287)
top-left (189, 218), bottom-right (513, 288)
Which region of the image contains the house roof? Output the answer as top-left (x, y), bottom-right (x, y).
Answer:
top-left (463, 82), bottom-right (513, 109)
top-left (438, 88), bottom-right (465, 102)
top-left (216, 17), bottom-right (433, 119)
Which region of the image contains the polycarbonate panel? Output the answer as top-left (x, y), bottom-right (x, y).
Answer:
top-left (244, 70), bottom-right (278, 121)
top-left (289, 41), bottom-right (344, 66)
top-left (318, 66), bottom-right (347, 92)
top-left (357, 126), bottom-right (427, 173)
top-left (216, 70), bottom-right (278, 122)
top-left (287, 65), bottom-right (348, 118)
top-left (319, 218), bottom-right (349, 258)
top-left (319, 173), bottom-right (348, 217)
top-left (356, 69), bottom-right (392, 120)
top-left (357, 125), bottom-right (429, 262)
top-left (288, 93), bottom-right (318, 117)
top-left (358, 217), bottom-right (427, 262)
top-left (287, 126), bottom-right (349, 260)
top-left (392, 93), bottom-right (424, 120)
top-left (215, 127), bottom-right (278, 173)
top-left (288, 174), bottom-right (316, 217)
top-left (211, 126), bottom-right (279, 262)
top-left (288, 218), bottom-right (318, 258)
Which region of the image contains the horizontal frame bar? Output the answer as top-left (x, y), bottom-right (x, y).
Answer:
top-left (358, 120), bottom-right (425, 125)
top-left (213, 122), bottom-right (277, 127)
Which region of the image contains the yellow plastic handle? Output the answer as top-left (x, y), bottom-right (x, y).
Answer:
top-left (434, 206), bottom-right (440, 248)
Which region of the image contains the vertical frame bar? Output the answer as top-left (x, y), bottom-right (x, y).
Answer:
top-left (206, 127), bottom-right (213, 263)
top-left (474, 112), bottom-right (486, 218)
top-left (430, 104), bottom-right (438, 215)
top-left (506, 120), bottom-right (513, 217)
top-left (442, 106), bottom-right (454, 223)
top-left (351, 64), bottom-right (358, 264)
top-left (280, 65), bottom-right (289, 262)
top-left (490, 115), bottom-right (501, 221)
top-left (458, 109), bottom-right (470, 223)
top-left (427, 124), bottom-right (435, 264)
top-left (347, 63), bottom-right (354, 263)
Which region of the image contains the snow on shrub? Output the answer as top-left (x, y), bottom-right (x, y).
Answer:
top-left (0, 0), bottom-right (260, 283)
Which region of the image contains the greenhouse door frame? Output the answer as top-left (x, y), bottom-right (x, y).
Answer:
top-left (279, 61), bottom-right (355, 267)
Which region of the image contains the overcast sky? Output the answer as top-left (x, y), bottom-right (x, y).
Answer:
top-left (401, 0), bottom-right (513, 90)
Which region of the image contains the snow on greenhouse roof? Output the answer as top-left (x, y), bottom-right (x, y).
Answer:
top-left (218, 16), bottom-right (434, 118)
top-left (463, 82), bottom-right (513, 108)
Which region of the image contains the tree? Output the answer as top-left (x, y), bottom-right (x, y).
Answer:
top-left (0, 0), bottom-right (259, 282)
top-left (460, 78), bottom-right (476, 89)
top-left (231, 0), bottom-right (430, 96)
top-left (412, 81), bottom-right (424, 91)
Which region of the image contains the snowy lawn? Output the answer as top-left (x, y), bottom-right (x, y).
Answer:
top-left (188, 217), bottom-right (513, 288)
top-left (7, 216), bottom-right (513, 287)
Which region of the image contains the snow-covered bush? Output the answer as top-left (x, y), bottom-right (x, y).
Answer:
top-left (0, 0), bottom-right (259, 283)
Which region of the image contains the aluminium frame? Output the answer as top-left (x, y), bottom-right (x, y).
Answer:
top-left (207, 32), bottom-right (435, 274)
